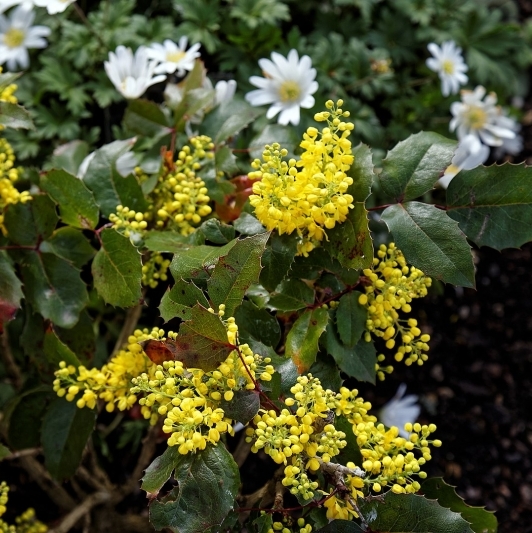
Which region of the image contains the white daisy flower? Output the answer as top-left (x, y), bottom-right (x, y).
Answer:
top-left (379, 384), bottom-right (420, 438)
top-left (0, 1), bottom-right (33, 14)
top-left (450, 86), bottom-right (516, 147)
top-left (426, 41), bottom-right (468, 97)
top-left (245, 49), bottom-right (318, 126)
top-left (104, 45), bottom-right (166, 100)
top-left (33, 0), bottom-right (75, 14)
top-left (439, 134), bottom-right (490, 188)
top-left (0, 5), bottom-right (50, 70)
top-left (146, 37), bottom-right (201, 76)
top-left (493, 110), bottom-right (523, 158)
top-left (214, 79), bottom-right (237, 107)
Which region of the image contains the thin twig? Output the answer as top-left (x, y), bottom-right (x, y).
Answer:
top-left (47, 491), bottom-right (110, 533)
top-left (112, 301), bottom-right (144, 356)
top-left (2, 447), bottom-right (41, 460)
top-left (1, 327), bottom-right (22, 389)
top-left (232, 433), bottom-right (252, 468)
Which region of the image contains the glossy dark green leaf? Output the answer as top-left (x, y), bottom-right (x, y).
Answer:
top-left (50, 140), bottom-right (90, 175)
top-left (323, 203), bottom-right (373, 270)
top-left (142, 445), bottom-right (182, 495)
top-left (316, 520), bottom-right (364, 532)
top-left (55, 309), bottom-right (95, 365)
top-left (334, 415), bottom-right (362, 466)
top-left (422, 478), bottom-right (497, 533)
top-left (199, 218), bottom-right (235, 244)
top-left (207, 232), bottom-right (269, 316)
top-left (259, 232), bottom-right (298, 291)
top-left (253, 513), bottom-right (273, 533)
top-left (219, 389), bottom-right (260, 424)
top-left (0, 251), bottom-right (23, 322)
top-left (123, 98), bottom-right (172, 138)
top-left (0, 101), bottom-right (34, 129)
top-left (148, 444), bottom-right (240, 533)
top-left (143, 230), bottom-right (188, 253)
top-left (349, 143), bottom-right (375, 202)
top-left (379, 132), bottom-right (456, 201)
top-left (39, 227), bottom-right (95, 268)
top-left (159, 279), bottom-right (209, 322)
top-left (286, 307), bottom-right (329, 373)
top-left (42, 397), bottom-right (96, 480)
top-left (8, 390), bottom-right (51, 450)
top-left (82, 139), bottom-right (148, 217)
top-left (267, 278), bottom-right (314, 312)
top-left (234, 299), bottom-right (281, 348)
top-left (174, 304), bottom-right (234, 371)
top-left (233, 212), bottom-right (265, 236)
top-left (214, 145), bottom-right (240, 175)
top-left (40, 169), bottom-right (99, 229)
top-left (43, 327), bottom-right (81, 368)
top-left (381, 202), bottom-right (475, 288)
top-left (174, 88), bottom-right (215, 131)
top-left (359, 491), bottom-right (474, 533)
top-left (336, 291), bottom-right (367, 347)
top-left (308, 353), bottom-right (343, 391)
top-left (447, 162), bottom-right (532, 250)
top-left (170, 241), bottom-right (237, 281)
top-left (92, 228), bottom-right (142, 308)
top-left (21, 251), bottom-right (89, 328)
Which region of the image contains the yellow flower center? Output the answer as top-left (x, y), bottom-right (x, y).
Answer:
top-left (278, 80), bottom-right (301, 102)
top-left (166, 50), bottom-right (186, 63)
top-left (442, 59), bottom-right (454, 75)
top-left (4, 28), bottom-right (25, 49)
top-left (467, 105), bottom-right (487, 130)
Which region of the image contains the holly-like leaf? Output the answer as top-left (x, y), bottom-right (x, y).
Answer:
top-left (82, 139), bottom-right (148, 217)
top-left (174, 87), bottom-right (215, 131)
top-left (40, 169), bottom-right (99, 229)
top-left (234, 300), bottom-right (281, 348)
top-left (39, 227), bottom-right (95, 268)
top-left (0, 101), bottom-right (34, 129)
top-left (422, 478), bottom-right (497, 533)
top-left (220, 389), bottom-right (260, 424)
top-left (50, 139), bottom-right (90, 175)
top-left (359, 491), bottom-right (474, 533)
top-left (381, 202), bottom-right (475, 288)
top-left (446, 162), bottom-right (532, 250)
top-left (41, 397), bottom-right (96, 480)
top-left (233, 212), bottom-right (265, 236)
top-left (323, 203), bottom-right (373, 270)
top-left (207, 232), bottom-right (269, 316)
top-left (0, 251), bottom-right (23, 323)
top-left (336, 291), bottom-right (367, 347)
top-left (92, 228), bottom-right (142, 308)
top-left (259, 232), bottom-right (298, 292)
top-left (143, 231), bottom-right (188, 253)
top-left (379, 132), bottom-right (456, 201)
top-left (285, 307), bottom-right (329, 373)
top-left (148, 444), bottom-right (240, 533)
top-left (43, 327), bottom-right (81, 368)
top-left (21, 251), bottom-right (89, 328)
top-left (267, 279), bottom-right (315, 311)
top-left (214, 145), bottom-right (240, 175)
top-left (159, 279), bottom-right (209, 322)
top-left (55, 310), bottom-right (95, 365)
top-left (174, 305), bottom-right (234, 371)
top-left (170, 241), bottom-right (237, 281)
top-left (199, 218), bottom-right (235, 244)
top-left (123, 98), bottom-right (172, 139)
top-left (349, 143), bottom-right (375, 202)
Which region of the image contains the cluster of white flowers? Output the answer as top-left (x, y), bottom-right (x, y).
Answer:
top-left (427, 41), bottom-right (522, 187)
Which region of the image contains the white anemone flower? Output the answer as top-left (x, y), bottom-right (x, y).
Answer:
top-left (214, 79), bottom-right (237, 107)
top-left (379, 384), bottom-right (421, 438)
top-left (0, 5), bottom-right (50, 70)
top-left (146, 37), bottom-right (201, 76)
top-left (450, 86), bottom-right (516, 147)
top-left (426, 41), bottom-right (468, 97)
top-left (104, 45), bottom-right (166, 100)
top-left (0, 1), bottom-right (33, 13)
top-left (245, 49), bottom-right (318, 126)
top-left (440, 134), bottom-right (490, 188)
top-left (493, 110), bottom-right (523, 158)
top-left (33, 0), bottom-right (76, 14)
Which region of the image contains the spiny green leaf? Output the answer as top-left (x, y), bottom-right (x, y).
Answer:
top-left (0, 251), bottom-right (23, 323)
top-left (233, 212), bottom-right (265, 236)
top-left (148, 444), bottom-right (240, 533)
top-left (381, 202), bottom-right (475, 288)
top-left (39, 227), bottom-right (95, 269)
top-left (92, 229), bottom-right (142, 308)
top-left (379, 132), bottom-right (456, 201)
top-left (199, 218), bottom-right (235, 244)
top-left (219, 389), bottom-right (260, 424)
top-left (159, 279), bottom-right (209, 322)
top-left (267, 279), bottom-right (315, 311)
top-left (43, 327), bottom-right (81, 369)
top-left (50, 140), bottom-right (90, 175)
top-left (260, 232), bottom-right (298, 291)
top-left (286, 307), bottom-right (329, 373)
top-left (349, 143), bottom-right (375, 202)
top-left (142, 445), bottom-right (182, 495)
top-left (249, 124), bottom-right (299, 160)
top-left (207, 232), bottom-right (270, 316)
top-left (446, 162), bottom-right (532, 250)
top-left (40, 169), bottom-right (99, 229)
top-left (42, 397), bottom-right (96, 480)
top-left (174, 305), bottom-right (234, 371)
top-left (336, 291), bottom-right (367, 347)
top-left (123, 98), bottom-right (172, 139)
top-left (143, 231), bottom-right (188, 253)
top-left (0, 101), bottom-right (34, 129)
top-left (234, 299), bottom-right (281, 348)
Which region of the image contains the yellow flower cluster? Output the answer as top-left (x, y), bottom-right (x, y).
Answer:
top-left (0, 482), bottom-right (47, 533)
top-left (0, 68), bottom-right (18, 104)
top-left (141, 252), bottom-right (171, 289)
top-left (267, 517), bottom-right (312, 533)
top-left (53, 327), bottom-right (165, 419)
top-left (358, 243), bottom-right (432, 372)
top-left (323, 466), bottom-right (366, 521)
top-left (131, 314), bottom-right (274, 454)
top-left (0, 138), bottom-right (30, 236)
top-left (249, 100), bottom-right (355, 256)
